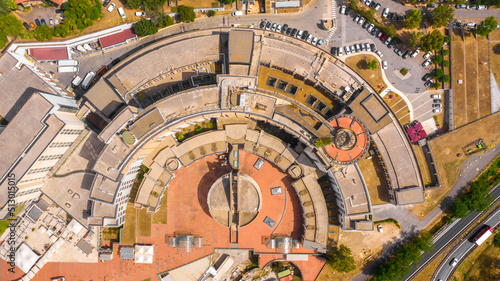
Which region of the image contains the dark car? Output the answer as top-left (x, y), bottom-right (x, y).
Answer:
top-left (369, 1), bottom-right (377, 8)
top-left (286, 27), bottom-right (292, 35)
top-left (424, 79), bottom-right (434, 87)
top-left (23, 22), bottom-right (31, 30)
top-left (388, 40), bottom-right (397, 48)
top-left (103, 0), bottom-right (111, 7)
top-left (331, 47), bottom-right (337, 56)
top-left (362, 20), bottom-right (370, 29)
top-left (55, 9), bottom-right (64, 13)
top-left (290, 28), bottom-right (298, 37)
top-left (40, 18), bottom-right (47, 25)
top-left (35, 19), bottom-right (41, 26)
top-left (434, 99), bottom-right (442, 103)
top-left (427, 4), bottom-right (436, 8)
top-left (282, 24), bottom-right (288, 33)
top-left (265, 21), bottom-right (272, 30)
top-left (422, 73), bottom-right (432, 81)
top-left (302, 30), bottom-right (309, 40)
top-left (371, 27), bottom-right (379, 36)
top-left (259, 21), bottom-right (266, 28)
top-left (402, 50), bottom-right (410, 59)
top-left (370, 43), bottom-right (376, 52)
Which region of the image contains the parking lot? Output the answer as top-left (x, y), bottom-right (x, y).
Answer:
top-left (13, 5), bottom-right (62, 28)
top-left (451, 29), bottom-right (492, 128)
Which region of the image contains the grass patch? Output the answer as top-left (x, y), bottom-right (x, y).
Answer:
top-left (0, 205), bottom-right (24, 236)
top-left (152, 191), bottom-right (168, 224)
top-left (102, 227), bottom-right (120, 241)
top-left (373, 218), bottom-right (401, 229)
top-left (345, 55), bottom-right (387, 93)
top-left (120, 202), bottom-right (137, 245)
top-left (136, 207), bottom-right (152, 237)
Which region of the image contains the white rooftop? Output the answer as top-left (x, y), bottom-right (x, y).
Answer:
top-left (16, 243), bottom-right (40, 273)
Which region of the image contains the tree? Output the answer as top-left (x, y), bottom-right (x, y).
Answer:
top-left (124, 0), bottom-right (142, 9)
top-left (408, 31), bottom-right (423, 48)
top-left (432, 82), bottom-right (441, 89)
top-left (420, 29), bottom-right (444, 52)
top-left (350, 0), bottom-right (359, 8)
top-left (404, 9), bottom-right (422, 29)
top-left (434, 55), bottom-right (443, 64)
top-left (443, 49), bottom-right (450, 56)
top-left (367, 59), bottom-right (378, 70)
top-left (209, 10), bottom-right (216, 17)
top-left (178, 5), bottom-right (195, 22)
top-left (451, 198), bottom-right (469, 218)
top-left (0, 14), bottom-right (24, 37)
top-left (475, 16), bottom-right (498, 37)
top-left (315, 137), bottom-right (333, 148)
top-left (33, 25), bottom-right (54, 42)
top-left (434, 69), bottom-right (444, 78)
top-left (366, 8), bottom-right (376, 21)
top-left (444, 36), bottom-right (451, 43)
top-left (443, 60), bottom-right (450, 67)
top-left (385, 24), bottom-right (397, 38)
top-left (54, 23), bottom-right (70, 37)
top-left (157, 14), bottom-right (174, 28)
top-left (62, 0), bottom-right (103, 31)
top-left (442, 75), bottom-right (450, 83)
top-left (494, 233), bottom-right (500, 247)
top-left (219, 0), bottom-right (236, 3)
top-left (143, 0), bottom-right (166, 10)
top-left (133, 19), bottom-right (158, 37)
top-left (431, 5), bottom-right (454, 27)
top-left (328, 245), bottom-right (357, 273)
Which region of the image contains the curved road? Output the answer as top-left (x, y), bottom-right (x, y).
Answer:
top-left (434, 207), bottom-right (500, 281)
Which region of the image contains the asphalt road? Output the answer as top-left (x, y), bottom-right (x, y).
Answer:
top-left (434, 207), bottom-right (500, 281)
top-left (404, 184), bottom-right (500, 280)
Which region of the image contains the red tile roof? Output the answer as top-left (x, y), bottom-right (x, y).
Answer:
top-left (99, 28), bottom-right (136, 48)
top-left (29, 47), bottom-right (68, 61)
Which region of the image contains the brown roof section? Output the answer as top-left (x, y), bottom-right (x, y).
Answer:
top-left (349, 89), bottom-right (391, 133)
top-left (228, 30), bottom-right (254, 65)
top-left (129, 108), bottom-right (164, 140)
top-left (99, 28), bottom-right (136, 48)
top-left (84, 79), bottom-right (125, 118)
top-left (29, 47), bottom-right (68, 61)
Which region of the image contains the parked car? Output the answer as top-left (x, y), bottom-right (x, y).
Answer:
top-left (358, 16), bottom-right (365, 25)
top-left (49, 18), bottom-right (54, 25)
top-left (306, 34), bottom-right (313, 43)
top-left (344, 46), bottom-right (352, 55)
top-left (23, 22), bottom-right (31, 30)
top-left (29, 22), bottom-right (36, 29)
top-left (402, 50), bottom-right (410, 59)
top-left (364, 43), bottom-right (370, 51)
top-left (355, 44), bottom-right (361, 52)
top-left (377, 31), bottom-right (383, 38)
top-left (350, 45), bottom-right (356, 53)
top-left (286, 27), bottom-right (292, 35)
top-left (316, 39), bottom-right (323, 47)
top-left (259, 21), bottom-right (266, 28)
top-left (381, 35), bottom-right (387, 42)
top-left (367, 23), bottom-right (375, 33)
top-left (369, 1), bottom-right (377, 8)
top-left (107, 3), bottom-right (116, 12)
top-left (276, 24), bottom-right (282, 33)
top-left (371, 26), bottom-right (379, 36)
top-left (311, 37), bottom-right (318, 45)
top-left (271, 23), bottom-right (277, 31)
top-left (354, 15), bottom-right (360, 23)
top-left (410, 49), bottom-right (420, 58)
top-left (377, 224), bottom-right (383, 232)
top-left (427, 4), bottom-right (436, 8)
top-left (424, 79), bottom-right (434, 87)
top-left (118, 7), bottom-right (126, 19)
top-left (103, 0), bottom-right (111, 7)
top-left (382, 8), bottom-right (389, 18)
top-left (296, 30), bottom-right (304, 39)
top-left (302, 30), bottom-right (309, 40)
top-left (365, 0), bottom-right (372, 6)
top-left (384, 37), bottom-right (392, 46)
top-left (331, 47), bottom-right (337, 56)
top-left (340, 5), bottom-right (346, 15)
top-left (265, 21), bottom-right (272, 30)
top-left (282, 24), bottom-right (288, 33)
top-left (362, 20), bottom-right (370, 29)
top-left (135, 12), bottom-right (146, 16)
top-left (423, 52), bottom-right (432, 59)
top-left (360, 43), bottom-right (365, 51)
top-left (422, 73), bottom-right (432, 81)
top-left (422, 59), bottom-right (431, 67)
top-left (382, 60), bottom-right (388, 69)
top-left (337, 47), bottom-right (343, 56)
top-left (35, 19), bottom-right (41, 26)
top-left (375, 3), bottom-right (381, 10)
top-left (388, 40), bottom-right (397, 48)
top-left (394, 48), bottom-right (403, 56)
top-left (375, 50), bottom-right (383, 57)
top-left (290, 28), bottom-right (297, 36)
top-left (432, 103), bottom-right (442, 108)
top-left (430, 94), bottom-right (442, 98)
top-left (433, 108), bottom-right (442, 113)
top-left (434, 99), bottom-right (442, 103)
top-left (40, 18), bottom-right (47, 25)
top-left (55, 9), bottom-right (63, 13)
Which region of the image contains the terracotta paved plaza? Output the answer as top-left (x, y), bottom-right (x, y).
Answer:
top-left (1, 151), bottom-right (325, 281)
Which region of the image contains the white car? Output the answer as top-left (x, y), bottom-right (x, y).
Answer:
top-left (382, 8), bottom-right (389, 18)
top-left (296, 30), bottom-right (303, 39)
top-left (377, 225), bottom-right (383, 232)
top-left (340, 5), bottom-right (346, 15)
top-left (449, 258), bottom-right (458, 267)
top-left (382, 60), bottom-right (387, 69)
top-left (135, 12), bottom-right (146, 16)
top-left (423, 52), bottom-right (432, 59)
top-left (410, 49), bottom-right (420, 58)
top-left (306, 34), bottom-right (313, 43)
top-left (422, 59), bottom-right (431, 67)
top-left (375, 50), bottom-right (383, 58)
top-left (430, 94), bottom-right (442, 99)
top-left (338, 47), bottom-right (343, 56)
top-left (374, 3), bottom-right (381, 10)
top-left (311, 37), bottom-right (318, 45)
top-left (365, 0), bottom-right (372, 6)
top-left (276, 24), bottom-right (282, 33)
top-left (118, 7), bottom-right (126, 19)
top-left (107, 3), bottom-right (115, 12)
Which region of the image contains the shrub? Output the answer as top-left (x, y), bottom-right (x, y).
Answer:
top-left (176, 133), bottom-right (185, 142)
top-left (432, 82), bottom-right (441, 89)
top-left (133, 19), bottom-right (158, 37)
top-left (400, 68), bottom-right (408, 76)
top-left (442, 75), bottom-right (450, 83)
top-left (157, 14), bottom-right (174, 28)
top-left (443, 49), bottom-right (450, 56)
top-left (207, 121), bottom-right (215, 129)
top-left (209, 10), bottom-right (216, 17)
top-left (328, 245), bottom-right (357, 273)
top-left (194, 125), bottom-right (202, 134)
top-left (444, 36), bottom-right (451, 43)
top-left (33, 25), bottom-right (54, 42)
top-left (315, 137), bottom-right (333, 148)
top-left (443, 60), bottom-right (450, 67)
top-left (212, 1), bottom-right (219, 7)
top-left (434, 69), bottom-right (444, 78)
top-left (367, 59), bottom-right (378, 70)
top-left (434, 55), bottom-right (443, 65)
top-left (178, 5), bottom-right (196, 22)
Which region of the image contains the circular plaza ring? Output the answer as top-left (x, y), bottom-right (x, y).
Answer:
top-left (334, 128), bottom-right (358, 151)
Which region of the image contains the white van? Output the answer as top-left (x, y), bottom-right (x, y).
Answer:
top-left (231, 11), bottom-right (243, 16)
top-left (81, 71), bottom-right (96, 90)
top-left (58, 60), bottom-right (78, 67)
top-left (118, 7), bottom-right (126, 19)
top-left (71, 76), bottom-right (83, 87)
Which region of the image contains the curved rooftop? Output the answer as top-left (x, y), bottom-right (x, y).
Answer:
top-left (326, 115), bottom-right (370, 165)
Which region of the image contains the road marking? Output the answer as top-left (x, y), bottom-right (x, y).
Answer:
top-left (463, 38), bottom-right (467, 124)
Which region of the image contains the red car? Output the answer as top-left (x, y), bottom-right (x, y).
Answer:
top-left (381, 35), bottom-right (387, 42)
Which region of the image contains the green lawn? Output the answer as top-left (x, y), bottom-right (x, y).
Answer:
top-left (0, 205), bottom-right (24, 236)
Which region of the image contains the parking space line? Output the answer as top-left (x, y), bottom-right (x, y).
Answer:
top-left (390, 98), bottom-right (404, 108)
top-left (394, 105), bottom-right (409, 115)
top-left (413, 97), bottom-right (433, 112)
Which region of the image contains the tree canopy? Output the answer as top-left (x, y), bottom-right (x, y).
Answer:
top-left (133, 19), bottom-right (158, 37)
top-left (0, 14), bottom-right (23, 48)
top-left (420, 29), bottom-right (444, 52)
top-left (367, 59), bottom-right (378, 70)
top-left (328, 244), bottom-right (357, 273)
top-left (404, 9), bottom-right (422, 29)
top-left (219, 0), bottom-right (237, 3)
top-left (408, 31), bottom-right (423, 48)
top-left (62, 0), bottom-right (102, 31)
top-left (373, 232), bottom-right (433, 281)
top-left (385, 24), bottom-right (397, 38)
top-left (157, 13), bottom-right (174, 28)
top-left (33, 25), bottom-right (54, 42)
top-left (123, 0), bottom-right (166, 10)
top-left (431, 5), bottom-right (454, 28)
top-left (475, 16), bottom-right (498, 37)
top-left (434, 55), bottom-right (443, 64)
top-left (315, 137), bottom-right (333, 148)
top-left (178, 5), bottom-right (195, 22)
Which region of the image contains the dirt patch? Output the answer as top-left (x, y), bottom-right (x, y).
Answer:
top-left (346, 55), bottom-right (387, 94)
top-left (451, 29), bottom-right (467, 128)
top-left (464, 34), bottom-right (479, 122)
top-left (429, 112), bottom-right (500, 189)
top-left (152, 192), bottom-right (168, 224)
top-left (136, 207), bottom-right (152, 237)
top-left (489, 29), bottom-right (500, 41)
top-left (413, 145), bottom-right (432, 186)
top-left (357, 153), bottom-right (389, 205)
top-left (383, 93), bottom-right (410, 125)
top-left (477, 36), bottom-right (491, 119)
top-left (178, 0), bottom-right (216, 8)
top-left (120, 202), bottom-right (137, 245)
